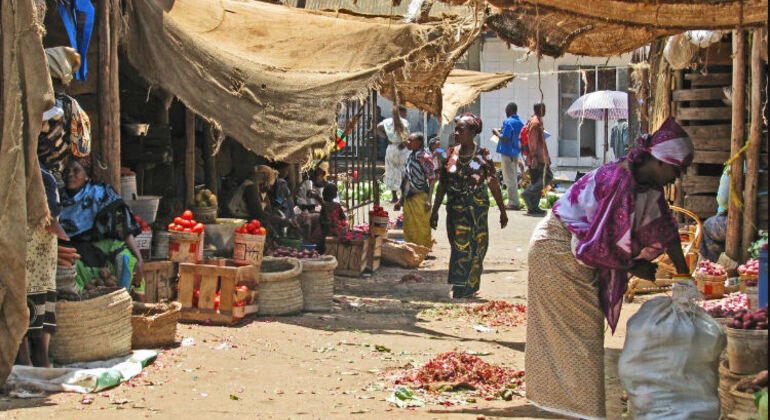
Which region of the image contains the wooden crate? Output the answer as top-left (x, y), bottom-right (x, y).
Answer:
top-left (142, 261), bottom-right (177, 303)
top-left (366, 236), bottom-right (383, 272)
top-left (178, 260), bottom-right (259, 325)
top-left (324, 237), bottom-right (370, 277)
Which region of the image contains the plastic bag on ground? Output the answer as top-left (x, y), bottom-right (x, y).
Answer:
top-left (619, 280), bottom-right (726, 420)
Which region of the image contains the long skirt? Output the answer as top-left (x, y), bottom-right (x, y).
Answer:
top-left (25, 226), bottom-right (58, 337)
top-left (403, 192), bottom-right (432, 249)
top-left (525, 213), bottom-right (607, 419)
top-left (384, 144), bottom-right (408, 191)
top-left (446, 191), bottom-right (489, 298)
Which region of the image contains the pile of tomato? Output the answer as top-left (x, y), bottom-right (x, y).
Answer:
top-left (167, 210), bottom-right (205, 234)
top-left (134, 215), bottom-right (152, 232)
top-left (369, 205), bottom-right (388, 218)
top-left (236, 219), bottom-right (267, 235)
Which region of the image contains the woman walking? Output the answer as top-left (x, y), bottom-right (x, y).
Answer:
top-left (525, 117), bottom-right (693, 419)
top-left (395, 132), bottom-right (437, 249)
top-left (430, 113), bottom-right (508, 299)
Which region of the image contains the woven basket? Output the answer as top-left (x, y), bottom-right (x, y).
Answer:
top-left (258, 257), bottom-right (303, 316)
top-left (131, 302), bottom-right (182, 349)
top-left (728, 377), bottom-right (762, 420)
top-left (299, 256), bottom-right (338, 312)
top-left (50, 289), bottom-right (133, 364)
top-left (719, 359), bottom-right (753, 419)
top-left (192, 205), bottom-right (217, 224)
top-left (694, 271), bottom-right (727, 299)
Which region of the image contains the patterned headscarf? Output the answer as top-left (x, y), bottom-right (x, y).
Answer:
top-left (45, 47), bottom-right (81, 85)
top-left (455, 112), bottom-right (482, 135)
top-left (627, 117), bottom-right (694, 167)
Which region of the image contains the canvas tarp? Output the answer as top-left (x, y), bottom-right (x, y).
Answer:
top-left (440, 68), bottom-right (515, 125)
top-left (484, 0), bottom-right (768, 57)
top-left (0, 0), bottom-right (55, 385)
top-left (123, 0), bottom-right (483, 163)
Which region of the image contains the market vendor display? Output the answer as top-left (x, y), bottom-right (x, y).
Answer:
top-left (525, 117), bottom-right (694, 419)
top-left (58, 158), bottom-right (144, 297)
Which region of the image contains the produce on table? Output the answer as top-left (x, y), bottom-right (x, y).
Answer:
top-left (235, 219), bottom-right (267, 236)
top-left (726, 306), bottom-right (768, 330)
top-left (739, 259), bottom-right (760, 287)
top-left (168, 210), bottom-right (205, 233)
top-left (695, 260), bottom-right (727, 277)
top-left (702, 292), bottom-right (749, 318)
top-left (396, 351), bottom-right (525, 397)
top-left (134, 215), bottom-right (152, 232)
top-left (273, 246), bottom-right (320, 259)
top-left (194, 188), bottom-right (218, 207)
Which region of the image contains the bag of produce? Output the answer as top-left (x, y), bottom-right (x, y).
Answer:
top-left (619, 279), bottom-right (726, 420)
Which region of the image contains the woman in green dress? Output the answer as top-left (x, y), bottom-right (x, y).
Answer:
top-left (430, 113), bottom-right (508, 298)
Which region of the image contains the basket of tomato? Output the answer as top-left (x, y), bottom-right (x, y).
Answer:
top-left (369, 206), bottom-right (389, 237)
top-left (167, 210), bottom-right (205, 263)
top-left (233, 220), bottom-right (267, 267)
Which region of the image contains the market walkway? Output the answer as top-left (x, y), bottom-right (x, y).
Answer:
top-left (1, 208), bottom-right (645, 419)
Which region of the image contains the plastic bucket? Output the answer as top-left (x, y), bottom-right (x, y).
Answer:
top-left (128, 196), bottom-right (161, 224)
top-left (120, 176), bottom-right (137, 201)
top-left (370, 215), bottom-right (388, 237)
top-left (204, 218), bottom-right (245, 257)
top-left (135, 231), bottom-right (153, 261)
top-left (152, 231), bottom-right (170, 259)
top-left (169, 231), bottom-right (204, 263)
top-left (233, 233), bottom-right (266, 267)
top-left (725, 327), bottom-right (768, 374)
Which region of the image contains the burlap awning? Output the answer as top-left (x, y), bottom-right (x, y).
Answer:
top-left (123, 0), bottom-right (482, 163)
top-left (441, 69), bottom-right (515, 125)
top-left (484, 0), bottom-right (768, 57)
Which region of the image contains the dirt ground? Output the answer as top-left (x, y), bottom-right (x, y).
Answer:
top-left (0, 207), bottom-right (648, 419)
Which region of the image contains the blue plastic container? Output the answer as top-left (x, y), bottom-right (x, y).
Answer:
top-left (759, 248), bottom-right (767, 308)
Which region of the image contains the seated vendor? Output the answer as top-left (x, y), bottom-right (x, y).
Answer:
top-left (308, 183), bottom-right (347, 253)
top-left (59, 158), bottom-right (144, 298)
top-left (269, 162), bottom-right (295, 219)
top-left (700, 167), bottom-right (736, 262)
top-left (296, 168), bottom-right (325, 211)
top-left (227, 165), bottom-right (300, 239)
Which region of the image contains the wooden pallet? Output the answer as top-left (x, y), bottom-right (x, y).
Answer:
top-left (178, 260), bottom-right (258, 325)
top-left (325, 237), bottom-right (370, 277)
top-left (366, 236), bottom-right (383, 272)
top-left (142, 261), bottom-right (177, 303)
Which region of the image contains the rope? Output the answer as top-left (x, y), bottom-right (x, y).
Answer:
top-left (725, 139), bottom-right (750, 210)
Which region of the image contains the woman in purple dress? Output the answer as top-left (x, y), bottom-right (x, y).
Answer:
top-left (525, 117), bottom-right (694, 419)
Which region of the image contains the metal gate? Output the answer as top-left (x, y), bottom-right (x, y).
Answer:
top-left (329, 90), bottom-right (380, 225)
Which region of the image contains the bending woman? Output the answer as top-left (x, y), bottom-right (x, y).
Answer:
top-left (525, 117), bottom-right (693, 419)
top-left (430, 113), bottom-right (508, 299)
top-left (59, 158), bottom-right (144, 295)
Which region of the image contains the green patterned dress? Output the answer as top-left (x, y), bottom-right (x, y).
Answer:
top-left (441, 146), bottom-right (497, 298)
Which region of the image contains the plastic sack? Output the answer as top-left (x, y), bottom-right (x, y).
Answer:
top-left (619, 280), bottom-right (726, 420)
top-left (664, 34), bottom-right (698, 70)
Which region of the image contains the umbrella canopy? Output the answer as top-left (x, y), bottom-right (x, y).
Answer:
top-left (567, 90), bottom-right (628, 120)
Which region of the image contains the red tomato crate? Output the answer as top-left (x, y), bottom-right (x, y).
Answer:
top-left (178, 260), bottom-right (259, 325)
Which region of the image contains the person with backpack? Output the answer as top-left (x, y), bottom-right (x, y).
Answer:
top-left (521, 103), bottom-right (552, 216)
top-left (492, 102), bottom-right (524, 210)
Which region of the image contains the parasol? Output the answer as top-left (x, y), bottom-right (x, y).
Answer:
top-left (567, 90), bottom-right (628, 163)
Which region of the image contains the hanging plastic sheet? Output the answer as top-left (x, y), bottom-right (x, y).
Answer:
top-left (57, 0), bottom-right (94, 81)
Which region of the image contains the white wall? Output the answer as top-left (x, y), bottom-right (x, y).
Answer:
top-left (480, 38), bottom-right (631, 168)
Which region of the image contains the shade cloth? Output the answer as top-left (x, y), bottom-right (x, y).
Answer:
top-left (440, 69), bottom-right (515, 126)
top-left (123, 0), bottom-right (482, 164)
top-left (484, 0), bottom-right (767, 57)
top-left (0, 0), bottom-right (55, 385)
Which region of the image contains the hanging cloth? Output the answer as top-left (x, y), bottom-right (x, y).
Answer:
top-left (58, 0), bottom-right (95, 81)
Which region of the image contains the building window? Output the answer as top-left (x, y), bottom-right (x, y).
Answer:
top-left (557, 66), bottom-right (628, 159)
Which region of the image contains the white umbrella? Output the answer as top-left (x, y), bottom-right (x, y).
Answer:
top-left (567, 90), bottom-right (628, 163)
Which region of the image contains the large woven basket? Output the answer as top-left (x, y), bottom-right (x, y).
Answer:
top-left (728, 377), bottom-right (762, 420)
top-left (299, 256), bottom-right (338, 312)
top-left (718, 359), bottom-right (753, 419)
top-left (131, 302), bottom-right (182, 349)
top-left (51, 289), bottom-right (133, 364)
top-left (258, 257), bottom-right (303, 316)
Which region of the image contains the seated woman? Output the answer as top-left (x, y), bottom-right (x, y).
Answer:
top-left (59, 158), bottom-right (144, 297)
top-left (310, 184), bottom-right (347, 253)
top-left (296, 168), bottom-right (326, 212)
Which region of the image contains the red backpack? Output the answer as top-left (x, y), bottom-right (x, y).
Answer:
top-left (519, 124), bottom-right (529, 155)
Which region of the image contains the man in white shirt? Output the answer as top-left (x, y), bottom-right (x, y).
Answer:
top-left (377, 106), bottom-right (410, 203)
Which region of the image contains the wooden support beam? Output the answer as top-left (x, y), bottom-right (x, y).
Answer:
top-left (673, 88), bottom-right (729, 102)
top-left (682, 175), bottom-right (721, 195)
top-left (684, 72), bottom-right (732, 87)
top-left (204, 124), bottom-right (218, 197)
top-left (676, 107), bottom-right (733, 121)
top-left (726, 29), bottom-right (746, 261)
top-left (96, 0), bottom-right (121, 190)
top-left (185, 108), bottom-right (195, 207)
top-left (742, 30), bottom-right (763, 261)
top-left (681, 124), bottom-right (732, 140)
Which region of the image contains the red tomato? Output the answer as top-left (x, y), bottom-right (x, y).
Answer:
top-left (190, 219), bottom-right (197, 226)
top-left (174, 217), bottom-right (184, 226)
top-left (168, 223), bottom-right (176, 231)
top-left (259, 227), bottom-right (267, 235)
top-left (241, 223), bottom-right (249, 231)
top-left (182, 210), bottom-right (193, 220)
top-left (236, 285), bottom-right (249, 292)
top-left (183, 227), bottom-right (192, 233)
top-left (248, 221), bottom-right (258, 231)
top-left (182, 219), bottom-right (194, 229)
top-left (192, 223), bottom-right (204, 233)
top-left (174, 225), bottom-right (185, 231)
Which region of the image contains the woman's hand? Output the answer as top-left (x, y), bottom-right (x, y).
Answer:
top-left (424, 200), bottom-right (432, 212)
top-left (629, 260), bottom-right (658, 281)
top-left (132, 261), bottom-right (144, 287)
top-left (429, 211), bottom-right (439, 230)
top-left (500, 210), bottom-right (508, 229)
top-left (46, 217), bottom-right (70, 241)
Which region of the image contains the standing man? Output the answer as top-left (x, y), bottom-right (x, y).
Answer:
top-left (377, 106), bottom-right (410, 203)
top-left (492, 102), bottom-right (524, 210)
top-left (521, 103), bottom-right (552, 216)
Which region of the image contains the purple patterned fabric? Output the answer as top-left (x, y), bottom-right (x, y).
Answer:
top-left (552, 160), bottom-right (680, 332)
top-left (627, 117), bottom-right (694, 168)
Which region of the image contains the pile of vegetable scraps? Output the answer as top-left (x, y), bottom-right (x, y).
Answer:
top-left (396, 351), bottom-right (524, 399)
top-left (420, 300), bottom-right (527, 328)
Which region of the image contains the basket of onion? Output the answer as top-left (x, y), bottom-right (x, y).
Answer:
top-left (693, 260), bottom-right (727, 299)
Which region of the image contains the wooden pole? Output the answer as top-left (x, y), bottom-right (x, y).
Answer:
top-left (96, 0), bottom-right (112, 187)
top-left (742, 29), bottom-right (762, 261)
top-left (726, 29), bottom-right (746, 261)
top-left (204, 124), bottom-right (218, 196)
top-left (603, 109), bottom-right (608, 164)
top-left (108, 0), bottom-right (121, 191)
top-left (185, 109), bottom-right (195, 207)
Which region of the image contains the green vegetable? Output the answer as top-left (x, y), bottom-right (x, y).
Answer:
top-left (755, 389), bottom-right (767, 420)
top-left (749, 230), bottom-right (768, 258)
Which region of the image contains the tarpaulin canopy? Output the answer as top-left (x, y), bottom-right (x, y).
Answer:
top-left (484, 0), bottom-right (768, 57)
top-left (123, 0), bottom-right (482, 163)
top-left (440, 68), bottom-right (515, 125)
top-left (0, 0), bottom-right (54, 385)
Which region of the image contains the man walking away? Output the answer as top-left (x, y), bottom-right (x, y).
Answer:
top-left (492, 102), bottom-right (524, 210)
top-left (521, 103), bottom-right (552, 216)
top-left (378, 106), bottom-right (410, 203)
